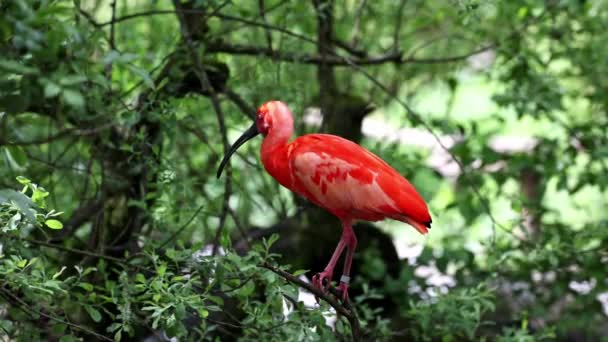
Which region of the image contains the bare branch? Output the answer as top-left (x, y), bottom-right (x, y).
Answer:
top-left (159, 204), bottom-right (207, 249)
top-left (0, 234), bottom-right (135, 267)
top-left (258, 0), bottom-right (274, 52)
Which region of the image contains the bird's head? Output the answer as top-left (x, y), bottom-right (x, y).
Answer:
top-left (256, 100), bottom-right (294, 136)
top-left (216, 100), bottom-right (292, 178)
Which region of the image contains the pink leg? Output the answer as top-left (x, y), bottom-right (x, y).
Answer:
top-left (312, 219), bottom-right (356, 302)
top-left (338, 222), bottom-right (357, 301)
top-left (312, 236), bottom-right (346, 292)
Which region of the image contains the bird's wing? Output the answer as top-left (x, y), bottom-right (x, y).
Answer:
top-left (289, 134), bottom-right (431, 229)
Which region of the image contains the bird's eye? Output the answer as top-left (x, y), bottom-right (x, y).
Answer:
top-left (256, 111), bottom-right (270, 135)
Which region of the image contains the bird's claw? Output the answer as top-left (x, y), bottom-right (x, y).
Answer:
top-left (338, 275), bottom-right (350, 302)
top-left (312, 272), bottom-right (351, 303)
top-left (312, 271), bottom-right (333, 303)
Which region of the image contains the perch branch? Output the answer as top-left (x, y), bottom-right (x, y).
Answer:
top-left (260, 262), bottom-right (361, 341)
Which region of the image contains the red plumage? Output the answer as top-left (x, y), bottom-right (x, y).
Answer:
top-left (286, 134), bottom-right (430, 233)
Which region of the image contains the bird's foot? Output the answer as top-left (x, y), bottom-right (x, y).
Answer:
top-left (338, 275), bottom-right (350, 302)
top-left (312, 270), bottom-right (333, 302)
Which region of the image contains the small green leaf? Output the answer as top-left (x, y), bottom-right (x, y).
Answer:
top-left (52, 323), bottom-right (67, 334)
top-left (0, 59), bottom-right (37, 75)
top-left (135, 273), bottom-right (146, 284)
top-left (84, 305), bottom-right (102, 323)
top-left (16, 176), bottom-right (31, 185)
top-left (59, 335), bottom-right (78, 342)
top-left (45, 219), bottom-right (63, 229)
top-left (44, 82), bottom-right (61, 98)
top-left (52, 266), bottom-right (67, 279)
top-left (62, 89), bottom-right (85, 108)
top-left (293, 269), bottom-right (308, 277)
top-left (267, 233), bottom-right (279, 248)
top-left (0, 189), bottom-right (35, 222)
top-left (59, 75), bottom-right (87, 86)
top-left (125, 64), bottom-right (155, 89)
top-left (6, 147), bottom-right (27, 167)
top-left (79, 282), bottom-right (94, 292)
top-left (157, 264), bottom-right (167, 277)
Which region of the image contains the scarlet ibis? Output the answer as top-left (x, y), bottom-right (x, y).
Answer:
top-left (217, 101), bottom-right (432, 301)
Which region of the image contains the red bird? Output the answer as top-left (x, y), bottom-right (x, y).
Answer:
top-left (217, 101), bottom-right (432, 300)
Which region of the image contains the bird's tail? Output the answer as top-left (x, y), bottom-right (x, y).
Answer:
top-left (394, 215), bottom-right (429, 235)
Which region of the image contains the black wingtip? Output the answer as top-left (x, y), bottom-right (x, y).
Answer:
top-left (425, 220), bottom-right (432, 229)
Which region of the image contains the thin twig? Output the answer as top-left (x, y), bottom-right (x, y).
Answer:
top-left (1, 234), bottom-right (133, 266)
top-left (109, 0), bottom-right (117, 50)
top-left (159, 204), bottom-right (207, 248)
top-left (258, 0), bottom-right (273, 52)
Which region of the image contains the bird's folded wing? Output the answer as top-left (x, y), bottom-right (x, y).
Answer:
top-left (289, 134), bottom-right (431, 225)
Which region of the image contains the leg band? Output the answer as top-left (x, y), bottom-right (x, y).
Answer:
top-left (340, 275), bottom-right (350, 284)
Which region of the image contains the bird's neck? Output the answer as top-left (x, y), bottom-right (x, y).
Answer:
top-left (261, 124), bottom-right (292, 161)
top-left (260, 124), bottom-right (293, 188)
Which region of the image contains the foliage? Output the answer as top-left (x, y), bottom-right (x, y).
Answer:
top-left (407, 284), bottom-right (495, 340)
top-left (1, 0), bottom-right (607, 341)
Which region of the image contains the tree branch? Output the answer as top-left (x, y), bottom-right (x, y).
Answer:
top-left (260, 262), bottom-right (361, 341)
top-left (206, 41), bottom-right (494, 66)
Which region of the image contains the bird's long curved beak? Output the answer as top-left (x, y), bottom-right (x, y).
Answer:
top-left (216, 122), bottom-right (259, 178)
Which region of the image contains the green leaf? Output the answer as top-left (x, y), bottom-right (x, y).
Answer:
top-left (16, 176), bottom-right (31, 185)
top-left (45, 219), bottom-right (63, 229)
top-left (52, 324), bottom-right (67, 335)
top-left (59, 335), bottom-right (78, 342)
top-left (52, 266), bottom-right (67, 279)
top-left (125, 64), bottom-right (155, 90)
top-left (135, 273), bottom-right (146, 284)
top-left (0, 189), bottom-right (36, 223)
top-left (293, 269), bottom-right (308, 277)
top-left (157, 263), bottom-right (167, 277)
top-left (266, 233), bottom-right (279, 248)
top-left (84, 305), bottom-right (102, 323)
top-left (59, 75), bottom-right (88, 86)
top-left (44, 82), bottom-right (62, 98)
top-left (0, 59), bottom-right (37, 75)
top-left (62, 89), bottom-right (85, 108)
top-left (79, 282), bottom-right (94, 292)
top-left (5, 147), bottom-right (27, 167)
